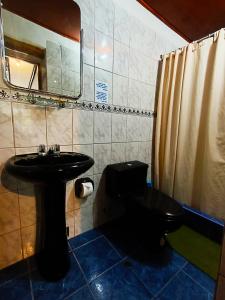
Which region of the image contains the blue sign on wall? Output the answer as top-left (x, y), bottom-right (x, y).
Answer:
top-left (95, 80), bottom-right (109, 104)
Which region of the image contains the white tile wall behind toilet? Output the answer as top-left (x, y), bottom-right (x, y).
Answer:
top-left (0, 0), bottom-right (186, 268)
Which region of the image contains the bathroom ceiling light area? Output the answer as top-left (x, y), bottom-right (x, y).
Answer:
top-left (138, 0), bottom-right (225, 41)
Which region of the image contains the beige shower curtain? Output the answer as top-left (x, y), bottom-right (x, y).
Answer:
top-left (154, 29), bottom-right (225, 220)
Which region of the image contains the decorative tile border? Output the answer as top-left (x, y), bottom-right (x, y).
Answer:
top-left (0, 89), bottom-right (156, 117)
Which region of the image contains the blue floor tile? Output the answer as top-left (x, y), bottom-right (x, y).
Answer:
top-left (74, 236), bottom-right (121, 282)
top-left (31, 254), bottom-right (86, 300)
top-left (155, 271), bottom-right (210, 300)
top-left (69, 229), bottom-right (102, 250)
top-left (0, 259), bottom-right (28, 287)
top-left (66, 285), bottom-right (94, 300)
top-left (100, 219), bottom-right (141, 258)
top-left (183, 263), bottom-right (216, 294)
top-left (130, 255), bottom-right (180, 296)
top-left (170, 250), bottom-right (187, 268)
top-left (89, 261), bottom-right (153, 300)
top-left (0, 274), bottom-right (32, 300)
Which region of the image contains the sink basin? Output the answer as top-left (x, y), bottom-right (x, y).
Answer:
top-left (5, 152), bottom-right (94, 183)
top-left (4, 152), bottom-right (94, 281)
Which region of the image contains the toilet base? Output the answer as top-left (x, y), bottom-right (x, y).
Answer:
top-left (125, 205), bottom-right (183, 248)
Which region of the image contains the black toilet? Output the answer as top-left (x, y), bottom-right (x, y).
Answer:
top-left (105, 161), bottom-right (184, 246)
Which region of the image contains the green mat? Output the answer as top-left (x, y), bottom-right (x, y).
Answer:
top-left (167, 225), bottom-right (221, 279)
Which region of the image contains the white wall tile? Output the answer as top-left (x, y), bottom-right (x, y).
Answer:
top-left (128, 79), bottom-right (142, 109)
top-left (125, 142), bottom-right (139, 161)
top-left (112, 114), bottom-right (126, 142)
top-left (129, 48), bottom-right (143, 82)
top-left (95, 31), bottom-right (113, 72)
top-left (0, 102), bottom-right (14, 148)
top-left (13, 103), bottom-right (46, 147)
top-left (129, 17), bottom-right (156, 57)
top-left (74, 204), bottom-right (94, 235)
top-left (126, 115), bottom-right (140, 142)
top-left (148, 59), bottom-right (159, 86)
top-left (113, 41), bottom-right (129, 77)
top-left (139, 117), bottom-right (152, 141)
top-left (94, 143), bottom-right (111, 174)
top-left (83, 24), bottom-right (95, 66)
top-left (0, 230), bottom-right (22, 269)
top-left (46, 107), bottom-right (72, 145)
top-left (138, 141), bottom-right (152, 164)
top-left (76, 0), bottom-right (95, 28)
top-left (95, 0), bottom-right (114, 37)
top-left (94, 112), bottom-right (111, 143)
top-left (82, 64), bottom-right (94, 101)
top-left (141, 83), bottom-right (155, 111)
top-left (73, 110), bottom-right (93, 144)
top-left (114, 4), bottom-right (130, 46)
top-left (0, 192), bottom-right (20, 235)
top-left (19, 194), bottom-right (36, 228)
top-left (113, 74), bottom-right (128, 107)
top-left (111, 143), bottom-right (126, 164)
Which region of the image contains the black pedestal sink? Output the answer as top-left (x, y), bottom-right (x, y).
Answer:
top-left (4, 152), bottom-right (94, 281)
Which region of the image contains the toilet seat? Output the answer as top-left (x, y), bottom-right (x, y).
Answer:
top-left (133, 188), bottom-right (184, 220)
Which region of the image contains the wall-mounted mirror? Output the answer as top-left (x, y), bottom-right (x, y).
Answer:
top-left (0, 0), bottom-right (82, 99)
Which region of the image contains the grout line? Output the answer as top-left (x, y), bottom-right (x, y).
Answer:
top-left (103, 235), bottom-right (123, 259)
top-left (70, 235), bottom-right (103, 251)
top-left (71, 251), bottom-right (88, 282)
top-left (71, 250), bottom-right (96, 299)
top-left (151, 262), bottom-right (188, 299)
top-left (129, 267), bottom-right (155, 299)
top-left (88, 256), bottom-right (127, 284)
top-left (182, 269), bottom-right (216, 295)
top-left (0, 268), bottom-right (30, 288)
top-left (10, 102), bottom-right (16, 149)
top-left (63, 283), bottom-right (88, 300)
top-left (45, 107), bottom-right (48, 147)
top-left (28, 271), bottom-right (35, 300)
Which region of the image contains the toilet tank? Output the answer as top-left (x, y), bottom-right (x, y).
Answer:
top-left (105, 161), bottom-right (148, 199)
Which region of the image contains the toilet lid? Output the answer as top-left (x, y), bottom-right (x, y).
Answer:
top-left (134, 188), bottom-right (184, 218)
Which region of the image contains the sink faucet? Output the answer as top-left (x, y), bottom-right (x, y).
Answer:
top-left (38, 144), bottom-right (60, 156)
top-left (38, 144), bottom-right (46, 156)
top-left (47, 144), bottom-right (60, 155)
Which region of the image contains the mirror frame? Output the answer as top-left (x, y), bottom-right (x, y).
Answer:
top-left (0, 3), bottom-right (83, 100)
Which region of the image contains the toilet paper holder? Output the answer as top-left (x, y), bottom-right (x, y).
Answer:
top-left (75, 177), bottom-right (94, 198)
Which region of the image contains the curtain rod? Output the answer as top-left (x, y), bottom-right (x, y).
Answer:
top-left (160, 28), bottom-right (224, 60)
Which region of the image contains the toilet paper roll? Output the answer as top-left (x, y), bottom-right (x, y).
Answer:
top-left (79, 182), bottom-right (93, 198)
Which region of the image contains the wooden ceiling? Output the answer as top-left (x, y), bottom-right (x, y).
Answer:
top-left (138, 0), bottom-right (225, 42)
top-left (2, 0), bottom-right (81, 42)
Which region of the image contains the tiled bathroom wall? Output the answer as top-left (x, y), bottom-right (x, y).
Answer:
top-left (0, 0), bottom-right (186, 269)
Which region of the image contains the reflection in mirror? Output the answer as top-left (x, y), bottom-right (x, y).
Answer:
top-left (1, 0), bottom-right (82, 99)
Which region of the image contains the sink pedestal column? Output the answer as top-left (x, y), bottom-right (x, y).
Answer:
top-left (36, 182), bottom-right (70, 281)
